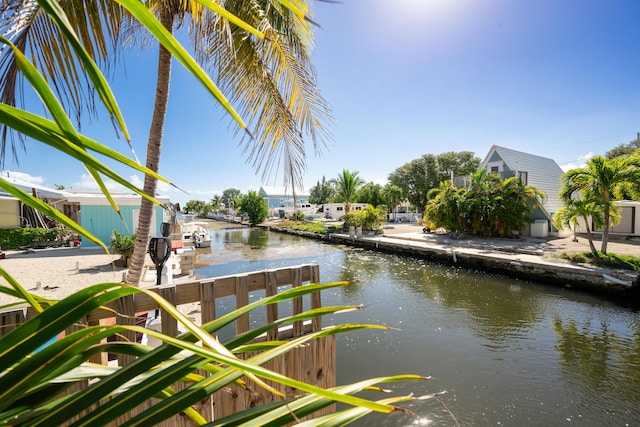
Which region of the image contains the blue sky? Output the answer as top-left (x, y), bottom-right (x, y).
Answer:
top-left (4, 0), bottom-right (640, 206)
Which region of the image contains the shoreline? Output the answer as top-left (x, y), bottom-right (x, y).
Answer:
top-left (258, 220), bottom-right (640, 299)
top-left (1, 220), bottom-right (638, 307)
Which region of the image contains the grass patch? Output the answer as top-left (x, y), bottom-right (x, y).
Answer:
top-left (559, 252), bottom-right (640, 271)
top-left (278, 220), bottom-right (331, 234)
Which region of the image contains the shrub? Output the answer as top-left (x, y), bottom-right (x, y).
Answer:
top-left (0, 227), bottom-right (64, 249)
top-left (110, 230), bottom-right (136, 262)
top-left (341, 211), bottom-right (362, 229)
top-left (289, 210), bottom-right (307, 222)
top-left (342, 206), bottom-right (385, 232)
top-left (238, 191), bottom-right (269, 225)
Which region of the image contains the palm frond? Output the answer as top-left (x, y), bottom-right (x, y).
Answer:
top-left (201, 0), bottom-right (332, 190)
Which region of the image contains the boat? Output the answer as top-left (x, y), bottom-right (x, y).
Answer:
top-left (180, 216), bottom-right (212, 248)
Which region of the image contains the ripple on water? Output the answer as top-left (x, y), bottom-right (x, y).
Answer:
top-left (196, 228), bottom-right (640, 427)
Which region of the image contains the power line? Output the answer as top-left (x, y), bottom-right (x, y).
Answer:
top-left (545, 132), bottom-right (636, 152)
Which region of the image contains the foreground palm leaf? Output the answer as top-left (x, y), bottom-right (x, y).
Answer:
top-left (0, 276), bottom-right (432, 426)
top-left (0, 1), bottom-right (433, 425)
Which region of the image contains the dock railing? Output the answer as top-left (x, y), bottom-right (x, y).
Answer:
top-left (0, 264), bottom-right (336, 425)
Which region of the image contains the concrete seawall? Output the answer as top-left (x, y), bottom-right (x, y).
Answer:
top-left (260, 224), bottom-right (640, 299)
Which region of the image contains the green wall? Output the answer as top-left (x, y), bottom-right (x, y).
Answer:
top-left (79, 204), bottom-right (165, 248)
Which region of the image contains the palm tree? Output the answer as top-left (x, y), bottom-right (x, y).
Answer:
top-left (0, 4), bottom-right (429, 424)
top-left (498, 176), bottom-right (545, 237)
top-left (334, 169), bottom-right (363, 213)
top-left (553, 198), bottom-right (605, 254)
top-left (210, 195), bottom-right (222, 212)
top-left (0, 1), bottom-right (332, 285)
top-left (382, 184), bottom-right (404, 222)
top-left (425, 180), bottom-right (464, 231)
top-left (560, 155), bottom-right (640, 254)
top-left (126, 3), bottom-right (332, 284)
top-left (464, 169), bottom-right (502, 236)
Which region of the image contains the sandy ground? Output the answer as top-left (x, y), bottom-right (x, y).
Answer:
top-left (0, 221), bottom-right (241, 306)
top-left (1, 221), bottom-right (638, 307)
top-left (0, 247), bottom-right (130, 305)
top-left (381, 223), bottom-right (640, 257)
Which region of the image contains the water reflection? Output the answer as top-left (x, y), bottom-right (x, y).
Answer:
top-left (553, 315), bottom-right (640, 420)
top-left (195, 226), bottom-right (640, 426)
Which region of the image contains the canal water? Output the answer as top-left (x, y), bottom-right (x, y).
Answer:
top-left (195, 226), bottom-right (640, 426)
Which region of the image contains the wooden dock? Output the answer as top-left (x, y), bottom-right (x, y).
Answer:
top-left (0, 264), bottom-right (335, 426)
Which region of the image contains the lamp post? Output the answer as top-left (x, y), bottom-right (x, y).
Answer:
top-left (148, 222), bottom-right (172, 286)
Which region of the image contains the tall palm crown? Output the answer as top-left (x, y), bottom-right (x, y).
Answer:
top-left (0, 1), bottom-right (330, 172)
top-left (553, 197), bottom-right (605, 254)
top-left (559, 155), bottom-right (640, 253)
top-left (1, 0), bottom-right (332, 284)
top-left (0, 0), bottom-right (130, 158)
top-left (382, 183), bottom-right (404, 221)
top-left (334, 169), bottom-right (363, 213)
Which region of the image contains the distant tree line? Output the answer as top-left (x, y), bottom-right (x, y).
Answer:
top-left (181, 145), bottom-right (640, 250)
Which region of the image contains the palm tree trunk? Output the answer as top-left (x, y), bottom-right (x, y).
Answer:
top-left (582, 216), bottom-right (598, 255)
top-left (601, 207), bottom-right (610, 254)
top-left (126, 10), bottom-right (174, 285)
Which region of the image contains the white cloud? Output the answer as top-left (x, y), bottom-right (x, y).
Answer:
top-left (371, 177), bottom-right (388, 186)
top-left (0, 170), bottom-right (45, 185)
top-left (71, 173), bottom-right (129, 192)
top-left (560, 152), bottom-right (594, 172)
top-left (130, 174), bottom-right (144, 189)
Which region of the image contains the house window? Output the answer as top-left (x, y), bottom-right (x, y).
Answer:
top-left (337, 206), bottom-right (343, 212)
top-left (518, 171), bottom-right (528, 185)
top-left (491, 166), bottom-right (499, 173)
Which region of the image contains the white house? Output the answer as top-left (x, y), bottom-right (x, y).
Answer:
top-left (573, 200), bottom-right (640, 237)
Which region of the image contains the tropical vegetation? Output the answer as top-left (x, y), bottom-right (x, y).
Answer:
top-left (552, 198), bottom-right (606, 254)
top-left (290, 210), bottom-right (308, 222)
top-left (388, 151), bottom-right (480, 211)
top-left (341, 205), bottom-right (387, 232)
top-left (606, 135), bottom-right (640, 159)
top-left (381, 184), bottom-right (405, 222)
top-left (277, 220), bottom-right (331, 234)
top-left (425, 170), bottom-right (545, 238)
top-left (118, 0), bottom-right (332, 286)
top-left (333, 170), bottom-right (364, 213)
top-left (309, 176), bottom-right (336, 205)
top-left (557, 251), bottom-right (640, 272)
top-left (356, 182), bottom-right (384, 207)
top-left (0, 0), bottom-right (333, 288)
top-left (0, 0), bottom-right (430, 425)
top-left (238, 190), bottom-right (269, 225)
top-left (221, 188), bottom-right (243, 211)
top-left (184, 199), bottom-right (209, 216)
top-left (110, 229), bottom-right (136, 265)
top-left (0, 227), bottom-right (65, 250)
top-left (558, 155), bottom-right (640, 254)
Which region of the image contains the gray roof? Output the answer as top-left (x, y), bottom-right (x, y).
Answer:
top-left (480, 145), bottom-right (564, 175)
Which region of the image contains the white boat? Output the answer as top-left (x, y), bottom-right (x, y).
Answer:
top-left (180, 219), bottom-right (212, 248)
